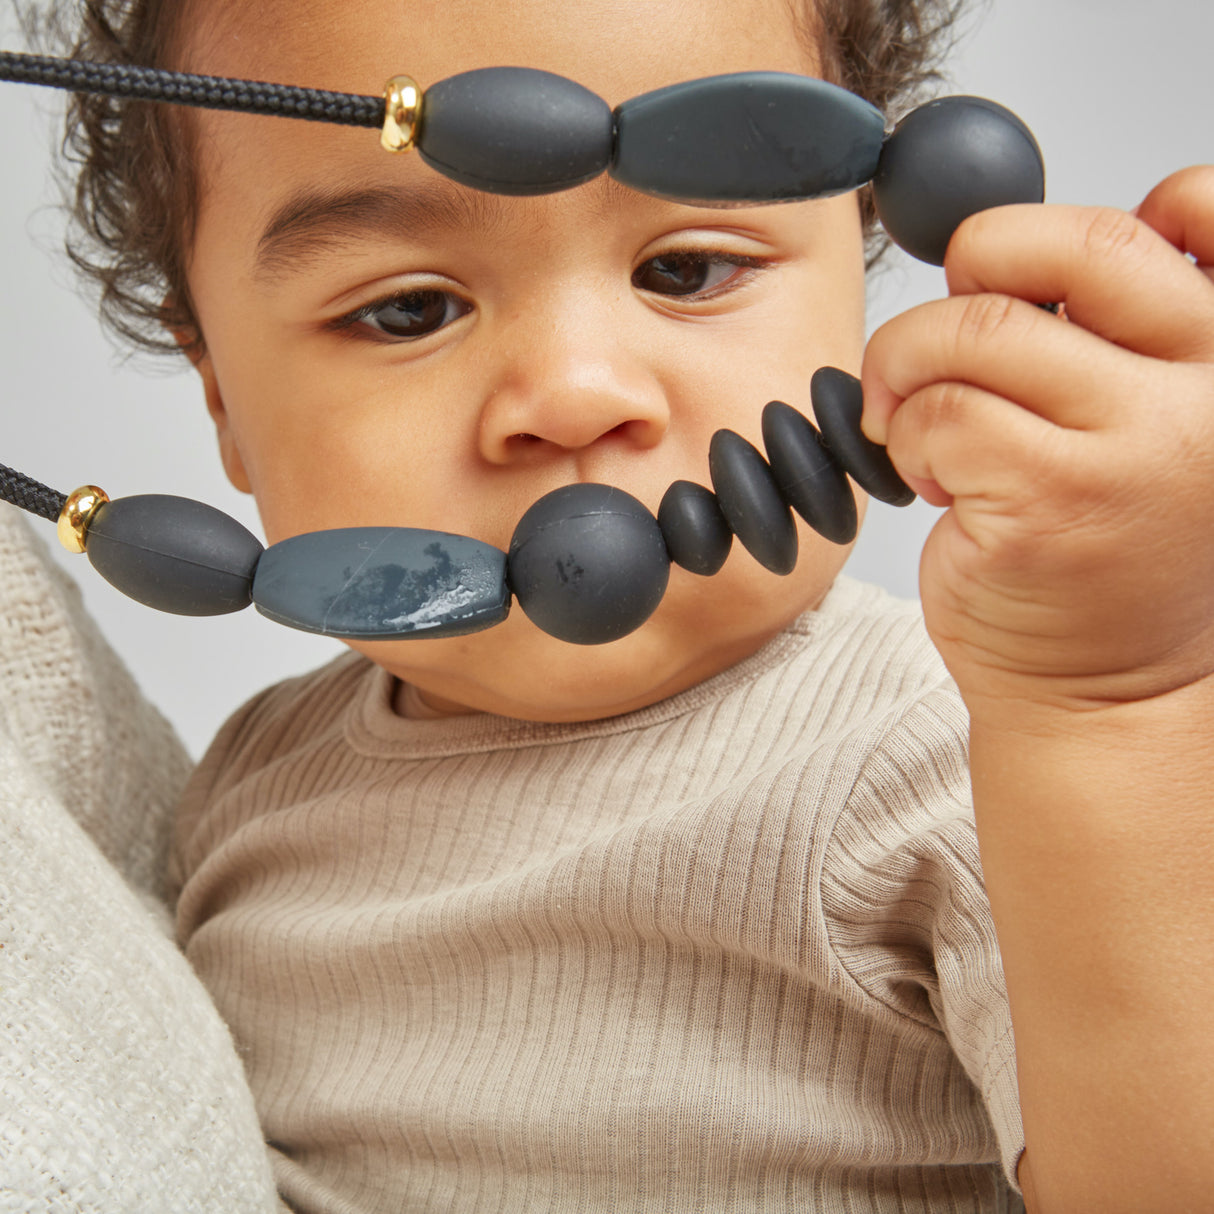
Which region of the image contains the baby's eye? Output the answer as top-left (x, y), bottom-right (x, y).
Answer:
top-left (632, 251), bottom-right (764, 298)
top-left (334, 289), bottom-right (472, 341)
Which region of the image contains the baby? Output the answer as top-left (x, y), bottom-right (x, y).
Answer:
top-left (48, 0), bottom-right (1214, 1209)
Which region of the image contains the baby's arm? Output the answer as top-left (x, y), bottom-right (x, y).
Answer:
top-left (861, 165), bottom-right (1214, 1214)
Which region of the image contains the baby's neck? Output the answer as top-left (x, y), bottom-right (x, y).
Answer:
top-left (393, 679), bottom-right (482, 720)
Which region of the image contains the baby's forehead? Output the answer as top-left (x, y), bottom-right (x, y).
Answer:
top-left (178, 0), bottom-right (818, 99)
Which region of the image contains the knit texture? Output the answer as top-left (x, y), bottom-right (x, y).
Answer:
top-left (173, 576), bottom-right (1026, 1214)
top-left (0, 504), bottom-right (282, 1213)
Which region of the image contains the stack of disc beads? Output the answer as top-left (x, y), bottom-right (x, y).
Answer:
top-left (506, 366), bottom-right (915, 644)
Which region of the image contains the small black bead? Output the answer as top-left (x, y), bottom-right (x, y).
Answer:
top-left (810, 367), bottom-right (916, 507)
top-left (507, 484), bottom-right (670, 645)
top-left (418, 67), bottom-right (614, 195)
top-left (708, 430), bottom-right (798, 575)
top-left (85, 495), bottom-right (263, 616)
top-left (657, 480), bottom-right (732, 576)
top-left (761, 401), bottom-right (858, 544)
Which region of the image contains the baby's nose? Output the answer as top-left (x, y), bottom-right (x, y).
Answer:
top-left (475, 359), bottom-right (665, 463)
top-left (476, 328), bottom-right (668, 464)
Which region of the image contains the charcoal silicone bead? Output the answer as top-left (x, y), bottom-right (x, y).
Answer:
top-left (418, 67), bottom-right (614, 195)
top-left (657, 480), bottom-right (732, 576)
top-left (810, 367), bottom-right (915, 506)
top-left (708, 431), bottom-right (798, 575)
top-left (84, 494), bottom-right (263, 615)
top-left (251, 527), bottom-right (509, 639)
top-left (507, 484), bottom-right (669, 645)
top-left (761, 401), bottom-right (858, 545)
top-left (873, 95), bottom-right (1045, 265)
top-left (612, 72), bottom-right (885, 203)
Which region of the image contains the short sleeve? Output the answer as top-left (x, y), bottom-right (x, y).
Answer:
top-left (822, 682), bottom-right (1026, 1194)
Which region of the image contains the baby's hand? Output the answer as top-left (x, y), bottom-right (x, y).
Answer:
top-left (861, 165), bottom-right (1214, 716)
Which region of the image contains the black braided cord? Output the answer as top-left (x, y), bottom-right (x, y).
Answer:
top-left (0, 464), bottom-right (67, 523)
top-left (0, 50), bottom-right (383, 128)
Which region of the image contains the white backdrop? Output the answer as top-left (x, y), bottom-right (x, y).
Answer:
top-left (2, 0), bottom-right (1211, 756)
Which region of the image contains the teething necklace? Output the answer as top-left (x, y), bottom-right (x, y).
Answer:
top-left (0, 52), bottom-right (1045, 645)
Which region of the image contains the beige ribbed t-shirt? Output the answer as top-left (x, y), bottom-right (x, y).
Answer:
top-left (171, 577), bottom-right (1025, 1214)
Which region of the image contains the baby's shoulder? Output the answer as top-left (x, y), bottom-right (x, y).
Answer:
top-left (182, 649), bottom-right (373, 804)
top-left (750, 575), bottom-right (962, 756)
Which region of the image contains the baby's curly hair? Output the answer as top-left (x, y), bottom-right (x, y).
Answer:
top-left (21, 0), bottom-right (969, 358)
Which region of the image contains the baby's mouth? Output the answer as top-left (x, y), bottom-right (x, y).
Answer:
top-left (49, 368), bottom-right (913, 646)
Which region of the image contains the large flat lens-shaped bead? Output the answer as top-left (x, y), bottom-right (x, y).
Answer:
top-left (761, 401), bottom-right (858, 545)
top-left (418, 67), bottom-right (613, 195)
top-left (810, 367), bottom-right (915, 507)
top-left (252, 528), bottom-right (509, 639)
top-left (873, 96), bottom-right (1045, 266)
top-left (657, 480), bottom-right (732, 576)
top-left (708, 431), bottom-right (798, 575)
top-left (612, 72), bottom-right (885, 204)
top-left (84, 495), bottom-right (263, 615)
top-left (507, 484), bottom-right (669, 646)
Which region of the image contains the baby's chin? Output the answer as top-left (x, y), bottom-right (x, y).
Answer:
top-left (353, 556), bottom-right (842, 722)
top-left (356, 615), bottom-right (745, 723)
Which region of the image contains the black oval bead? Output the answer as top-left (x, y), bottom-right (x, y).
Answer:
top-left (810, 368), bottom-right (916, 507)
top-left (708, 431), bottom-right (798, 575)
top-left (507, 484), bottom-right (670, 645)
top-left (84, 495), bottom-right (263, 616)
top-left (873, 95), bottom-right (1045, 266)
top-left (252, 527), bottom-right (509, 639)
top-left (761, 401), bottom-right (858, 545)
top-left (418, 67), bottom-right (614, 195)
top-left (657, 480), bottom-right (732, 576)
top-left (612, 72), bottom-right (885, 204)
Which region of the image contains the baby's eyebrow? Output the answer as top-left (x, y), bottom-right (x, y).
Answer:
top-left (253, 176), bottom-right (664, 282)
top-left (252, 180), bottom-right (519, 281)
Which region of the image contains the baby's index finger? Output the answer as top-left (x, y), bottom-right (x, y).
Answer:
top-left (942, 199), bottom-right (1214, 365)
top-left (1134, 164), bottom-right (1214, 278)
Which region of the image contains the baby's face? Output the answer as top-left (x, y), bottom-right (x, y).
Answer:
top-left (184, 0), bottom-right (869, 720)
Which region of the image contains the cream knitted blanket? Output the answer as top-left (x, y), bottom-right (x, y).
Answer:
top-left (0, 505), bottom-right (280, 1212)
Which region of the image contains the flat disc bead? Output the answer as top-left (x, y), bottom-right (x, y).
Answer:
top-left (810, 367), bottom-right (915, 506)
top-left (708, 430), bottom-right (798, 575)
top-left (507, 484), bottom-right (669, 645)
top-left (761, 400), bottom-right (858, 544)
top-left (657, 480), bottom-right (732, 576)
top-left (418, 67), bottom-right (613, 195)
top-left (612, 72), bottom-right (885, 203)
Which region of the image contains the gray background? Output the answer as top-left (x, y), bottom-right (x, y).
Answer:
top-left (2, 0), bottom-right (1211, 756)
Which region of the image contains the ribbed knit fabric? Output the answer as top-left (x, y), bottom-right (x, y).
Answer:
top-left (0, 504), bottom-right (283, 1214)
top-left (172, 576), bottom-right (1025, 1214)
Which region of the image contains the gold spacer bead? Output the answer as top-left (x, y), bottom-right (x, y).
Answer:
top-left (57, 485), bottom-right (109, 555)
top-left (381, 75), bottom-right (422, 153)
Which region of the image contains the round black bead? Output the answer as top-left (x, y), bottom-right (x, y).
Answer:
top-left (506, 484), bottom-right (670, 645)
top-left (761, 401), bottom-right (858, 544)
top-left (657, 480), bottom-right (732, 576)
top-left (810, 368), bottom-right (916, 507)
top-left (84, 494), bottom-right (263, 616)
top-left (708, 430), bottom-right (798, 576)
top-left (418, 67), bottom-right (614, 195)
top-left (872, 95), bottom-right (1046, 266)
